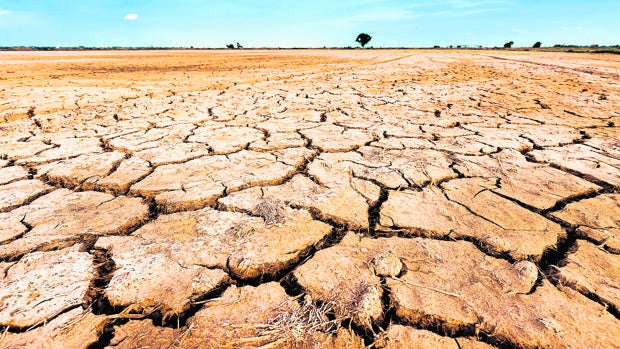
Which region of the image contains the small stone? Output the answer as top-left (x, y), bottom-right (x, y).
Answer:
top-left (373, 251), bottom-right (403, 277)
top-left (493, 260), bottom-right (539, 294)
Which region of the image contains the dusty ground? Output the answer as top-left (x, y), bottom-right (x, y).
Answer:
top-left (0, 49), bottom-right (619, 348)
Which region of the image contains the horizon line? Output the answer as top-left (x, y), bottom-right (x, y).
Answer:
top-left (1, 44), bottom-right (619, 51)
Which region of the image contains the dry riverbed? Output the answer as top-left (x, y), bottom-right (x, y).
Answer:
top-left (0, 49), bottom-right (619, 348)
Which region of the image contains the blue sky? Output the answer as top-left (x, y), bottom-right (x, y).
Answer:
top-left (1, 1), bottom-right (618, 47)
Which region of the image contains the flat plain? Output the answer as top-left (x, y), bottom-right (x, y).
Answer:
top-left (0, 49), bottom-right (619, 348)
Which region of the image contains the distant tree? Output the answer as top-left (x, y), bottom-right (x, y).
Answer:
top-left (355, 33), bottom-right (372, 48)
top-left (533, 41), bottom-right (542, 48)
top-left (236, 42), bottom-right (243, 49)
top-left (504, 41), bottom-right (514, 48)
top-left (226, 44), bottom-right (235, 49)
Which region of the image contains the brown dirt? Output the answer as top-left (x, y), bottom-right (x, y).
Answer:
top-left (1, 49), bottom-right (619, 348)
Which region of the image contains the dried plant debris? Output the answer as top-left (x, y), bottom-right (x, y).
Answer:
top-left (253, 198), bottom-right (287, 225)
top-left (259, 295), bottom-right (340, 348)
top-left (103, 283), bottom-right (364, 348)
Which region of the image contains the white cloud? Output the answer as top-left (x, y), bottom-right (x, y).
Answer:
top-left (0, 10), bottom-right (11, 15)
top-left (124, 13), bottom-right (138, 20)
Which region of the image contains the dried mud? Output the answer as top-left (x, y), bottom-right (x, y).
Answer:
top-left (1, 49), bottom-right (619, 348)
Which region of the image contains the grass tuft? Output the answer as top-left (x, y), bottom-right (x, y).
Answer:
top-left (253, 198), bottom-right (287, 225)
top-left (258, 296), bottom-right (339, 348)
top-left (226, 221), bottom-right (260, 238)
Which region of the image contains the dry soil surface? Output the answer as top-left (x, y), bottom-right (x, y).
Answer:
top-left (0, 49), bottom-right (619, 348)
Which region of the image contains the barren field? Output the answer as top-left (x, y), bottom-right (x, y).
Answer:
top-left (1, 49), bottom-right (619, 348)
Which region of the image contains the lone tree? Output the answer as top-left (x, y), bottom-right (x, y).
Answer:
top-left (356, 33), bottom-right (372, 48)
top-left (236, 42), bottom-right (243, 49)
top-left (226, 44), bottom-right (235, 49)
top-left (504, 41), bottom-right (514, 48)
top-left (533, 41), bottom-right (542, 48)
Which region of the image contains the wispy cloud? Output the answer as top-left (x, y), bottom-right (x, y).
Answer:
top-left (405, 0), bottom-right (509, 19)
top-left (124, 13), bottom-right (138, 20)
top-left (343, 7), bottom-right (418, 23)
top-left (329, 0), bottom-right (510, 25)
top-left (426, 6), bottom-right (505, 18)
top-left (0, 10), bottom-right (11, 15)
top-left (412, 0), bottom-right (509, 9)
top-left (439, 0), bottom-right (506, 8)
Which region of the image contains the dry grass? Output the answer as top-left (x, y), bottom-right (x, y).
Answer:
top-left (226, 221), bottom-right (260, 238)
top-left (253, 199), bottom-right (287, 225)
top-left (257, 296), bottom-right (340, 348)
top-left (256, 281), bottom-right (377, 348)
top-left (336, 281), bottom-right (374, 318)
top-left (365, 148), bottom-right (387, 163)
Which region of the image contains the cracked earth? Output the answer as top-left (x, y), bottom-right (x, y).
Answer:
top-left (0, 49), bottom-right (619, 348)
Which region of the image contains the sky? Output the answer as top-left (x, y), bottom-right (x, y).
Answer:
top-left (0, 0), bottom-right (618, 48)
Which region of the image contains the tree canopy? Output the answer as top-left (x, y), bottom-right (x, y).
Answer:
top-left (504, 41), bottom-right (514, 48)
top-left (533, 41), bottom-right (542, 48)
top-left (356, 33), bottom-right (372, 48)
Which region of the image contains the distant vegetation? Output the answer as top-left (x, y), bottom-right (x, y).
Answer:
top-left (355, 33), bottom-right (372, 48)
top-left (1, 42), bottom-right (619, 54)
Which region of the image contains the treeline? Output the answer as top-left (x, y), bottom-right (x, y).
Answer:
top-left (0, 46), bottom-right (202, 51)
top-left (1, 45), bottom-right (619, 52)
